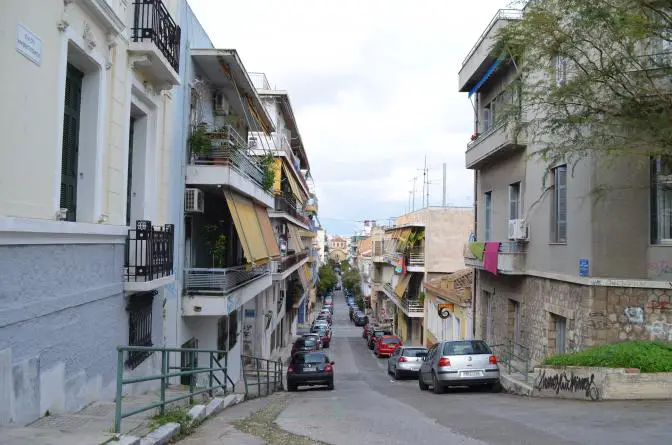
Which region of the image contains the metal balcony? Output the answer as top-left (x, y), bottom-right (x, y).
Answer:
top-left (125, 220), bottom-right (175, 291)
top-left (463, 241), bottom-right (527, 274)
top-left (184, 264), bottom-right (270, 296)
top-left (382, 283), bottom-right (424, 318)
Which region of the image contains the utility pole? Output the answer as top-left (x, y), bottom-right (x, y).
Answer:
top-left (442, 162), bottom-right (447, 207)
top-left (408, 190), bottom-right (412, 214)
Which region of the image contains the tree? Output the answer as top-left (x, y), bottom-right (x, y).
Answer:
top-left (317, 264), bottom-right (337, 296)
top-left (342, 267), bottom-right (361, 293)
top-left (496, 0), bottom-right (672, 170)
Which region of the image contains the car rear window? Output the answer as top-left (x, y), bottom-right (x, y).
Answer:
top-left (383, 337), bottom-right (400, 344)
top-left (300, 339), bottom-right (317, 347)
top-left (442, 341), bottom-right (492, 356)
top-left (401, 348), bottom-right (427, 357)
top-left (292, 353), bottom-right (328, 364)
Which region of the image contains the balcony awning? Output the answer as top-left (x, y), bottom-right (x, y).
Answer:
top-left (272, 158), bottom-right (282, 194)
top-left (468, 56), bottom-right (503, 98)
top-left (224, 190), bottom-right (269, 265)
top-left (394, 274), bottom-right (412, 298)
top-left (255, 205), bottom-right (280, 258)
top-left (299, 229), bottom-right (316, 238)
top-left (282, 164), bottom-right (305, 205)
top-left (297, 265), bottom-right (310, 290)
top-left (287, 224), bottom-right (305, 252)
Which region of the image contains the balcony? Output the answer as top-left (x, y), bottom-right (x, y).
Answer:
top-left (271, 251), bottom-right (309, 280)
top-left (407, 247), bottom-right (425, 271)
top-left (186, 126), bottom-right (274, 208)
top-left (458, 9), bottom-right (522, 92)
top-left (382, 283), bottom-right (425, 318)
top-left (269, 192), bottom-right (311, 229)
top-left (463, 241), bottom-right (527, 275)
top-left (182, 264), bottom-right (272, 316)
top-left (465, 122), bottom-right (526, 169)
top-left (124, 220), bottom-right (175, 292)
top-left (129, 0), bottom-right (181, 86)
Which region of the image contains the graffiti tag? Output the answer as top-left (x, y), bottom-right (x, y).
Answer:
top-left (534, 369), bottom-right (600, 401)
top-left (647, 321), bottom-right (672, 341)
top-left (624, 307), bottom-right (644, 324)
top-left (648, 260), bottom-right (672, 277)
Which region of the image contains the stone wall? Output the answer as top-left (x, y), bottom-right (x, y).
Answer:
top-left (475, 271), bottom-right (672, 366)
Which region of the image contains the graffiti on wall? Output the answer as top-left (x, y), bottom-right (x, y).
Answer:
top-left (588, 312), bottom-right (606, 329)
top-left (647, 294), bottom-right (671, 312)
top-left (624, 307), bottom-right (644, 324)
top-left (534, 369), bottom-right (600, 401)
top-left (647, 321), bottom-right (672, 341)
top-left (648, 260), bottom-right (672, 278)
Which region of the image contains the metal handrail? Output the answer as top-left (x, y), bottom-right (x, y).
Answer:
top-left (241, 354), bottom-right (284, 398)
top-left (184, 264), bottom-right (270, 295)
top-left (492, 339), bottom-right (531, 381)
top-left (125, 220), bottom-right (175, 282)
top-left (114, 345), bottom-right (233, 433)
top-left (461, 9), bottom-right (523, 67)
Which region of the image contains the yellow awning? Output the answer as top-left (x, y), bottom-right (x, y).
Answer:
top-left (303, 264), bottom-right (312, 282)
top-left (287, 224), bottom-right (305, 252)
top-left (300, 229), bottom-right (316, 238)
top-left (224, 191), bottom-right (269, 264)
top-left (297, 266), bottom-right (309, 290)
top-left (254, 204), bottom-right (280, 258)
top-left (272, 158), bottom-right (282, 194)
top-left (394, 274), bottom-right (412, 298)
top-left (282, 163), bottom-right (305, 204)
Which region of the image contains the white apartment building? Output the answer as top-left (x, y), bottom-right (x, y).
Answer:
top-left (0, 0), bottom-right (181, 425)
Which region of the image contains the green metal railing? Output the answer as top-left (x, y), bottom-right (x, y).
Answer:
top-left (114, 345), bottom-right (234, 434)
top-left (241, 354), bottom-right (284, 399)
top-left (492, 339), bottom-right (531, 381)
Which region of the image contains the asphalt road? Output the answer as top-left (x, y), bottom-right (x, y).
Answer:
top-left (274, 289), bottom-right (672, 445)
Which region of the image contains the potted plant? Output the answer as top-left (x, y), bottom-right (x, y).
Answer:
top-left (204, 224), bottom-right (227, 268)
top-left (189, 123), bottom-right (212, 158)
top-left (259, 153), bottom-right (276, 192)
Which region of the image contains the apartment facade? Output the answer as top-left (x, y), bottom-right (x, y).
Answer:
top-left (247, 72), bottom-right (320, 344)
top-left (459, 9), bottom-right (672, 364)
top-left (375, 208), bottom-right (473, 345)
top-left (0, 0), bottom-right (181, 425)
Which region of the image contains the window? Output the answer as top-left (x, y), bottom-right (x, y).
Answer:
top-left (555, 315), bottom-right (567, 354)
top-left (651, 156), bottom-right (672, 244)
top-left (126, 292), bottom-right (154, 370)
top-left (551, 165), bottom-right (568, 243)
top-left (442, 340), bottom-right (492, 356)
top-left (60, 64), bottom-right (83, 221)
top-left (508, 182), bottom-right (520, 220)
top-left (555, 56), bottom-right (568, 86)
top-left (484, 191), bottom-right (492, 241)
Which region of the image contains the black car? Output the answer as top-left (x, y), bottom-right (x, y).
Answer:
top-left (287, 351), bottom-right (335, 391)
top-left (354, 312), bottom-right (368, 326)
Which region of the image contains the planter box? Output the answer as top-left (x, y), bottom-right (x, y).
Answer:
top-left (532, 366), bottom-right (672, 401)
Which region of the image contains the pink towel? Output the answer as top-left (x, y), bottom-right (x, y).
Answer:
top-left (483, 242), bottom-right (501, 275)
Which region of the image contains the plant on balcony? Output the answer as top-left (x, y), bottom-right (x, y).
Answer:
top-left (203, 224), bottom-right (227, 268)
top-left (189, 124), bottom-right (212, 156)
top-left (259, 153), bottom-right (276, 192)
top-left (417, 291), bottom-right (426, 305)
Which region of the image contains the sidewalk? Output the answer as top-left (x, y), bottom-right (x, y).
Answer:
top-left (0, 386), bottom-right (198, 445)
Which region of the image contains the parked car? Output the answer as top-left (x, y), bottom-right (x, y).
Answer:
top-left (368, 328), bottom-right (392, 349)
top-left (287, 351), bottom-right (335, 391)
top-left (418, 340), bottom-right (501, 394)
top-left (387, 346), bottom-right (428, 379)
top-left (311, 324), bottom-right (332, 347)
top-left (316, 313), bottom-right (332, 325)
top-left (374, 335), bottom-right (402, 357)
top-left (353, 312), bottom-right (368, 327)
top-left (291, 337), bottom-right (319, 356)
top-left (301, 333), bottom-right (323, 349)
top-left (362, 323), bottom-right (372, 339)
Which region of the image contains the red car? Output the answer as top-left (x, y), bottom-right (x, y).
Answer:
top-left (375, 335), bottom-right (402, 357)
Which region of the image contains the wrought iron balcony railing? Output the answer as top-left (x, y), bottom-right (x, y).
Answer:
top-left (125, 220), bottom-right (174, 282)
top-left (131, 0), bottom-right (181, 72)
top-left (274, 251), bottom-right (308, 273)
top-left (274, 193), bottom-right (310, 224)
top-left (382, 283), bottom-right (424, 317)
top-left (184, 264), bottom-right (270, 295)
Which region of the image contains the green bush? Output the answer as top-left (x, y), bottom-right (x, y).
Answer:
top-left (543, 341), bottom-right (672, 373)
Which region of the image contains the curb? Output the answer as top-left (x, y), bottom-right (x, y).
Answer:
top-left (114, 393), bottom-right (246, 445)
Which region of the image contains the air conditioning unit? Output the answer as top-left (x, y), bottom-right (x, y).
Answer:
top-left (185, 188), bottom-right (205, 213)
top-left (213, 90), bottom-right (230, 116)
top-left (508, 219), bottom-right (528, 240)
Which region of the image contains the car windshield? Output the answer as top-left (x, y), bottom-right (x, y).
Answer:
top-left (402, 348), bottom-right (427, 357)
top-left (442, 341), bottom-right (492, 356)
top-left (292, 353), bottom-right (328, 364)
top-left (383, 338), bottom-right (400, 344)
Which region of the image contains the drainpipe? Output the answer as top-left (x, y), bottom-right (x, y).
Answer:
top-left (472, 169), bottom-right (478, 339)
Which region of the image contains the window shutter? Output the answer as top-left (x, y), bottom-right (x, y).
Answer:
top-left (60, 64), bottom-right (83, 221)
top-left (556, 167), bottom-right (567, 242)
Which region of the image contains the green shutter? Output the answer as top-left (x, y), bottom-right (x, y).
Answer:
top-left (60, 64), bottom-right (83, 222)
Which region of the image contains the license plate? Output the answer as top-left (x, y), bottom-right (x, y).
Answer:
top-left (303, 367), bottom-right (317, 372)
top-left (461, 370), bottom-right (483, 377)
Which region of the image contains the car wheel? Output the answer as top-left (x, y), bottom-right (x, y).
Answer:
top-left (327, 380), bottom-right (334, 390)
top-left (432, 373), bottom-right (445, 394)
top-left (489, 381), bottom-right (502, 393)
top-left (393, 368), bottom-right (400, 380)
top-left (418, 375), bottom-right (429, 391)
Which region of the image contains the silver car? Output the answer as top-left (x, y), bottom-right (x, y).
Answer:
top-left (387, 346), bottom-right (427, 379)
top-left (301, 333), bottom-right (323, 349)
top-left (418, 340), bottom-right (500, 394)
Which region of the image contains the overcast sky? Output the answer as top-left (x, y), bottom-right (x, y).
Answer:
top-left (188, 0), bottom-right (508, 236)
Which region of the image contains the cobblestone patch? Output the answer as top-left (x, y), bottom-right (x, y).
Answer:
top-left (232, 394), bottom-right (329, 445)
